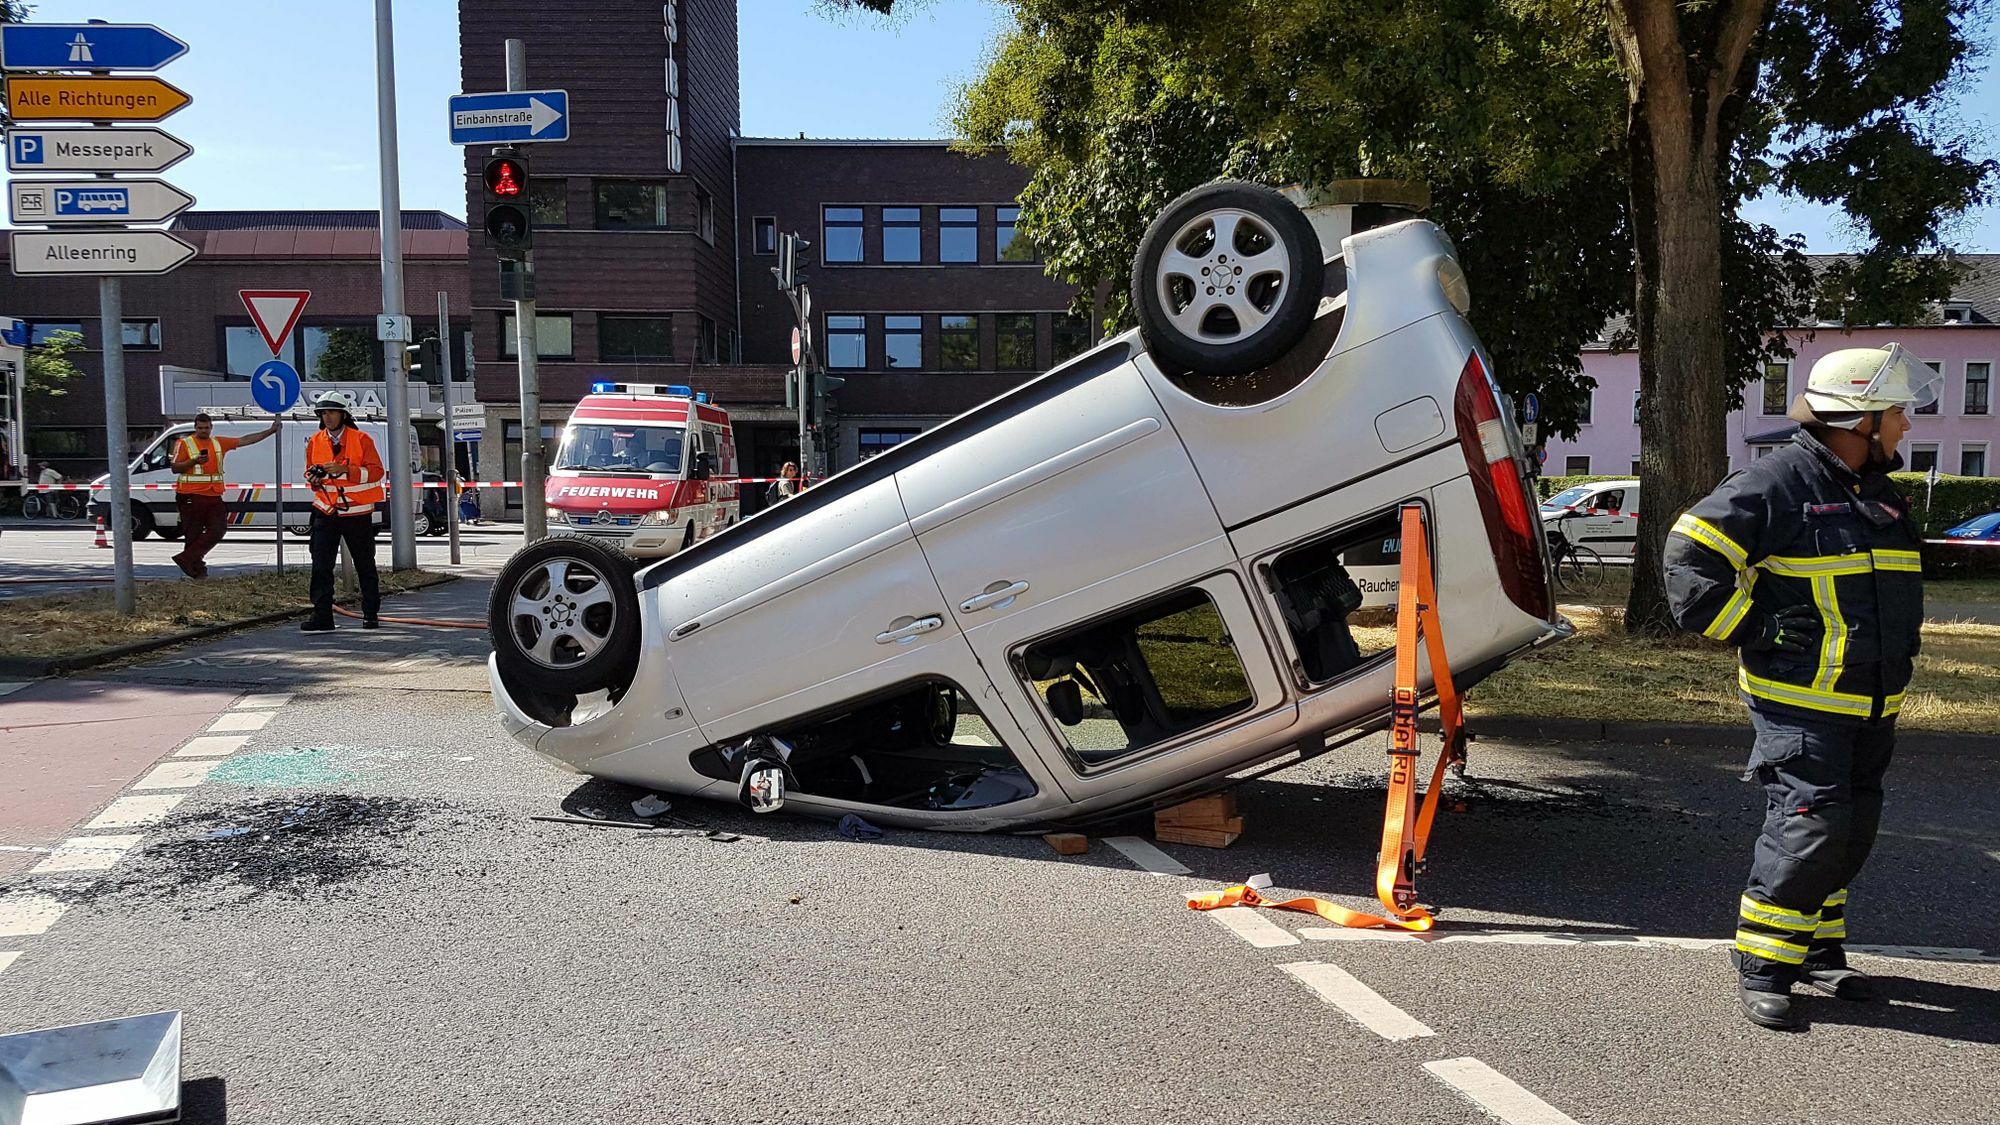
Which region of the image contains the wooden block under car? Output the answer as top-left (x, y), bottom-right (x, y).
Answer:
top-left (1154, 793), bottom-right (1237, 827)
top-left (1154, 824), bottom-right (1242, 848)
top-left (1043, 832), bottom-right (1089, 856)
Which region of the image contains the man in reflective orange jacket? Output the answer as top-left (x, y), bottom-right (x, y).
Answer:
top-left (170, 412), bottom-right (278, 578)
top-left (301, 391), bottom-right (384, 631)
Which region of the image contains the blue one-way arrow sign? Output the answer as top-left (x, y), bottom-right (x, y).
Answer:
top-left (1, 24), bottom-right (189, 72)
top-left (448, 90), bottom-right (570, 145)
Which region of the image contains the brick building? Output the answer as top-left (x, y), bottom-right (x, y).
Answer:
top-left (0, 210), bottom-right (470, 478)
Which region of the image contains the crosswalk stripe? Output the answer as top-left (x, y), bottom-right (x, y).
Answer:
top-left (174, 735), bottom-right (249, 758)
top-left (1103, 836), bottom-right (1190, 875)
top-left (1424, 1058), bottom-right (1582, 1125)
top-left (28, 834), bottom-right (144, 875)
top-left (1279, 961), bottom-right (1435, 1041)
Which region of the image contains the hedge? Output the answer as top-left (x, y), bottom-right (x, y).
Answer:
top-left (1536, 472), bottom-right (2000, 534)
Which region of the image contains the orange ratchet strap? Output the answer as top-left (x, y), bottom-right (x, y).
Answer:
top-left (1189, 503), bottom-right (1466, 932)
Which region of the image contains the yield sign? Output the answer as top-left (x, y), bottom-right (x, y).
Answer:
top-left (238, 289), bottom-right (311, 356)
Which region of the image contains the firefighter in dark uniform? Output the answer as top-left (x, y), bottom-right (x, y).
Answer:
top-left (1665, 343), bottom-right (1937, 1031)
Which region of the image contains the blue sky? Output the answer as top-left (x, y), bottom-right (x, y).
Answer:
top-left (17, 0), bottom-right (2000, 251)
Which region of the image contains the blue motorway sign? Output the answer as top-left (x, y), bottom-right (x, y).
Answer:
top-left (0, 24), bottom-right (188, 72)
top-left (448, 89), bottom-right (570, 145)
top-left (251, 360), bottom-right (301, 415)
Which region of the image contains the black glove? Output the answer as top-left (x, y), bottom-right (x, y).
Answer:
top-left (1746, 604), bottom-right (1821, 655)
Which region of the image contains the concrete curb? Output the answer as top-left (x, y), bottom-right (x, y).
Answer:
top-left (0, 574), bottom-right (461, 679)
top-left (1471, 715), bottom-right (2000, 755)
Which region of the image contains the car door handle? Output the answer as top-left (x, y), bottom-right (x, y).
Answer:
top-left (876, 615), bottom-right (944, 645)
top-left (961, 581), bottom-right (1030, 613)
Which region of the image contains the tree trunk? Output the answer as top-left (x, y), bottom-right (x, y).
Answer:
top-left (1624, 118), bottom-right (1732, 634)
top-left (1607, 0), bottom-right (1766, 635)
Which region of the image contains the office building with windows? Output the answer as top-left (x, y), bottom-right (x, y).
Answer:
top-left (1543, 258), bottom-right (2000, 479)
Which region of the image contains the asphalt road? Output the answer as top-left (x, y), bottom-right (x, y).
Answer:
top-left (2, 581), bottom-right (1997, 1124)
top-left (0, 521), bottom-right (524, 598)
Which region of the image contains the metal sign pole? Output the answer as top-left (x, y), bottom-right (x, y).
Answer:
top-left (99, 276), bottom-right (135, 612)
top-left (507, 38), bottom-right (547, 543)
top-left (374, 0), bottom-right (416, 571)
top-left (439, 289), bottom-right (462, 565)
top-left (273, 420), bottom-right (284, 574)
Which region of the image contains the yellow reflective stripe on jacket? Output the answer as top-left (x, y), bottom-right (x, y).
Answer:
top-left (1704, 585), bottom-right (1755, 641)
top-left (1739, 895), bottom-right (1818, 928)
top-left (1738, 669), bottom-right (1879, 718)
top-left (1758, 553), bottom-right (1872, 577)
top-left (1812, 575), bottom-right (1847, 692)
top-left (174, 437), bottom-right (225, 482)
top-left (1823, 888), bottom-right (1850, 908)
top-left (1672, 513), bottom-right (1748, 569)
top-left (1871, 548), bottom-right (1923, 572)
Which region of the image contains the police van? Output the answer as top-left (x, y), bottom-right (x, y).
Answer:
top-left (543, 382), bottom-right (738, 558)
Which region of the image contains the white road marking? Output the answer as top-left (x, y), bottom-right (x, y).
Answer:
top-left (1201, 905), bottom-right (1302, 948)
top-left (29, 834), bottom-right (144, 875)
top-left (85, 793), bottom-right (187, 830)
top-left (132, 760), bottom-right (223, 790)
top-left (1279, 961), bottom-right (1435, 1041)
top-left (1424, 1058), bottom-right (1582, 1125)
top-left (0, 896), bottom-right (69, 938)
top-left (0, 951), bottom-right (19, 975)
top-left (234, 693), bottom-right (293, 709)
top-left (1103, 836), bottom-right (1190, 875)
top-left (206, 711), bottom-right (273, 732)
top-left (173, 734), bottom-right (249, 758)
top-left (0, 681), bottom-right (30, 698)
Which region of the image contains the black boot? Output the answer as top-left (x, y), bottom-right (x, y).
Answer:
top-left (1803, 966), bottom-right (1874, 1001)
top-left (361, 617), bottom-right (380, 629)
top-left (300, 617), bottom-right (336, 633)
top-left (1739, 982), bottom-right (1804, 1031)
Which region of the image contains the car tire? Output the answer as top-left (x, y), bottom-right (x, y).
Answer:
top-left (490, 533), bottom-right (641, 697)
top-left (131, 503), bottom-right (155, 541)
top-left (414, 512), bottom-right (431, 537)
top-left (1130, 179), bottom-right (1324, 377)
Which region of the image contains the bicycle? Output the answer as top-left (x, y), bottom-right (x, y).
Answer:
top-left (23, 488), bottom-right (84, 520)
top-left (1547, 516), bottom-right (1606, 596)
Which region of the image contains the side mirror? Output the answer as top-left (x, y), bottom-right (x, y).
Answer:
top-left (690, 450), bottom-right (713, 480)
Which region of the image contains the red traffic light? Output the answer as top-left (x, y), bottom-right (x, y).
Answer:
top-left (483, 156), bottom-right (527, 198)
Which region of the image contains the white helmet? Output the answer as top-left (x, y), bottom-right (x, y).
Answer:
top-left (1789, 343), bottom-right (1941, 428)
top-left (310, 389), bottom-right (357, 415)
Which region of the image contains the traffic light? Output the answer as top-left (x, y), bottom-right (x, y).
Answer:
top-left (404, 337), bottom-right (442, 384)
top-left (776, 232), bottom-right (809, 290)
top-left (814, 370), bottom-right (845, 399)
top-left (483, 151), bottom-right (532, 258)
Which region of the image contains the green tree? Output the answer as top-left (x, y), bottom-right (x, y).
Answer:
top-left (312, 327), bottom-right (378, 382)
top-left (24, 328), bottom-right (82, 419)
top-left (838, 0), bottom-right (1992, 632)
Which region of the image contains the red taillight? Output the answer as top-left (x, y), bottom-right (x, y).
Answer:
top-left (1454, 352), bottom-right (1553, 620)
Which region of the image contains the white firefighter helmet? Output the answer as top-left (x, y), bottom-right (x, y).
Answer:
top-left (310, 389), bottom-right (358, 416)
top-left (1788, 343), bottom-right (1941, 428)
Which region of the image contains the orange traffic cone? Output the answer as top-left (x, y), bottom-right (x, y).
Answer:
top-left (93, 516), bottom-right (110, 549)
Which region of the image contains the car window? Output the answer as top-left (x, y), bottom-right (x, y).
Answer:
top-left (1959, 512), bottom-right (2000, 533)
top-left (1543, 486), bottom-right (1592, 510)
top-left (555, 424), bottom-right (684, 474)
top-left (1268, 509), bottom-right (1403, 684)
top-left (133, 435), bottom-right (179, 474)
top-left (1018, 588), bottom-right (1254, 768)
top-left (1596, 490), bottom-right (1624, 513)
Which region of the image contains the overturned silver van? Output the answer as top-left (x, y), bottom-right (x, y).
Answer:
top-left (486, 181), bottom-right (1563, 830)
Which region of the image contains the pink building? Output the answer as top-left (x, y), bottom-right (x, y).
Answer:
top-left (1543, 255), bottom-right (2000, 479)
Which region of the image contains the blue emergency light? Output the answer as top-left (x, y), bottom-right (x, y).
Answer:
top-left (695, 392), bottom-right (709, 403)
top-left (664, 384), bottom-right (693, 398)
top-left (591, 380), bottom-right (617, 393)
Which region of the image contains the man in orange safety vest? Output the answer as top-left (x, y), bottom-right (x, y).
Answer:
top-left (169, 412), bottom-right (278, 578)
top-left (300, 390), bottom-right (385, 631)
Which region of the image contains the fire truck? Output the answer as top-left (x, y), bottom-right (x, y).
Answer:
top-left (544, 382), bottom-right (737, 557)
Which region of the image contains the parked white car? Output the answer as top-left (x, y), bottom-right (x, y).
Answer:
top-left (486, 181), bottom-right (1565, 830)
top-left (1540, 479), bottom-right (1641, 559)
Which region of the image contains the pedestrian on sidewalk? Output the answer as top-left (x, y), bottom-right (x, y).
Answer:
top-left (1665, 343), bottom-right (1936, 1032)
top-left (170, 413), bottom-right (278, 579)
top-left (767, 461), bottom-right (800, 505)
top-left (301, 391), bottom-right (384, 632)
